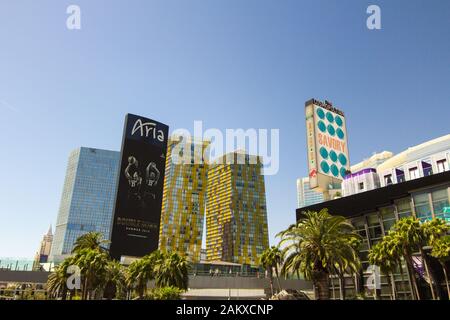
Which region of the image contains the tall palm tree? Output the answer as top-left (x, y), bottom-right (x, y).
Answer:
top-left (389, 218), bottom-right (423, 300)
top-left (420, 218), bottom-right (449, 299)
top-left (277, 209), bottom-right (361, 300)
top-left (154, 251), bottom-right (189, 290)
top-left (104, 260), bottom-right (127, 299)
top-left (431, 235), bottom-right (450, 299)
top-left (260, 246), bottom-right (283, 296)
top-left (390, 217), bottom-right (449, 300)
top-left (72, 248), bottom-right (110, 300)
top-left (46, 257), bottom-right (74, 300)
top-left (369, 236), bottom-right (399, 300)
top-left (71, 232), bottom-right (110, 254)
top-left (334, 237), bottom-right (361, 300)
top-left (126, 253), bottom-right (159, 299)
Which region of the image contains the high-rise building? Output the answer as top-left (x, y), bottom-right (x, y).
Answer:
top-left (158, 136), bottom-right (209, 262)
top-left (32, 225), bottom-right (53, 270)
top-left (205, 151), bottom-right (269, 266)
top-left (296, 177), bottom-right (324, 208)
top-left (50, 147), bottom-right (120, 262)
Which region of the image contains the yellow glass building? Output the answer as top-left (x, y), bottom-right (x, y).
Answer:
top-left (206, 151), bottom-right (269, 266)
top-left (158, 136), bottom-right (209, 262)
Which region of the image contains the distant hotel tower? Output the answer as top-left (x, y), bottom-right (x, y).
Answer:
top-left (50, 147), bottom-right (120, 262)
top-left (296, 177), bottom-right (324, 208)
top-left (205, 151), bottom-right (269, 266)
top-left (32, 225), bottom-right (53, 270)
top-left (158, 136), bottom-right (210, 262)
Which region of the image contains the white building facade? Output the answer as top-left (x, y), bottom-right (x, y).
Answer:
top-left (378, 134), bottom-right (450, 187)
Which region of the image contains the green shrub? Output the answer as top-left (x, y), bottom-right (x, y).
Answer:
top-left (145, 286), bottom-right (184, 300)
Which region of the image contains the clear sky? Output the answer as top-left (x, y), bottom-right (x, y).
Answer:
top-left (0, 0), bottom-right (449, 258)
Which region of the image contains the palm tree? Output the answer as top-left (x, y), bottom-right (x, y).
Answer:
top-left (390, 217), bottom-right (449, 300)
top-left (334, 237), bottom-right (361, 300)
top-left (126, 253), bottom-right (159, 299)
top-left (154, 251), bottom-right (189, 290)
top-left (389, 218), bottom-right (422, 300)
top-left (72, 248), bottom-right (110, 300)
top-left (420, 218), bottom-right (449, 299)
top-left (260, 246), bottom-right (283, 296)
top-left (277, 209), bottom-right (361, 300)
top-left (47, 258), bottom-right (74, 300)
top-left (104, 260), bottom-right (127, 299)
top-left (431, 235), bottom-right (450, 299)
top-left (71, 232), bottom-right (110, 254)
top-left (369, 236), bottom-right (399, 300)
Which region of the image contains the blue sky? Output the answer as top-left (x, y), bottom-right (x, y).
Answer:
top-left (0, 0), bottom-right (449, 258)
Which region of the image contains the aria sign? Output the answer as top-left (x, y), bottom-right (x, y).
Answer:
top-left (109, 114), bottom-right (169, 261)
top-left (131, 118), bottom-right (166, 142)
top-left (305, 99), bottom-right (350, 191)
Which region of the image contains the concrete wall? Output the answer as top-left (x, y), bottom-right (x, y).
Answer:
top-left (0, 270), bottom-right (50, 284)
top-left (0, 270), bottom-right (312, 292)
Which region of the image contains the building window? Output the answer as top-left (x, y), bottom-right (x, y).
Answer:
top-left (396, 198), bottom-right (412, 219)
top-left (413, 193), bottom-right (432, 222)
top-left (366, 213), bottom-right (383, 243)
top-left (358, 182), bottom-right (364, 190)
top-left (396, 169), bottom-right (405, 183)
top-left (436, 159), bottom-right (448, 173)
top-left (380, 206), bottom-right (396, 231)
top-left (409, 167), bottom-right (419, 180)
top-left (422, 161), bottom-right (433, 177)
top-left (432, 189), bottom-right (449, 221)
top-left (384, 174), bottom-right (393, 186)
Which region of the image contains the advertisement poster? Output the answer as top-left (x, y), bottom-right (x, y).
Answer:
top-left (109, 114), bottom-right (169, 261)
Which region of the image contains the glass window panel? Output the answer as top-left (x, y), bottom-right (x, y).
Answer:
top-left (396, 198), bottom-right (412, 219)
top-left (380, 206), bottom-right (395, 220)
top-left (366, 214), bottom-right (380, 226)
top-left (414, 193), bottom-right (432, 221)
top-left (432, 189), bottom-right (449, 221)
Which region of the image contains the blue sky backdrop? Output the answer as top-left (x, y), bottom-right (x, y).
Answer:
top-left (0, 0), bottom-right (449, 257)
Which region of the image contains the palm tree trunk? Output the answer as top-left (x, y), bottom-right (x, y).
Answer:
top-left (353, 273), bottom-right (360, 295)
top-left (440, 262), bottom-right (450, 300)
top-left (389, 272), bottom-right (397, 300)
top-left (315, 271), bottom-right (330, 300)
top-left (61, 287), bottom-right (68, 301)
top-left (338, 276), bottom-right (345, 300)
top-left (384, 273), bottom-right (394, 300)
top-left (404, 253), bottom-right (420, 300)
top-left (83, 277), bottom-right (89, 300)
top-left (275, 266), bottom-right (282, 292)
top-left (397, 259), bottom-right (407, 299)
top-left (268, 268), bottom-right (274, 297)
top-left (420, 248), bottom-right (436, 300)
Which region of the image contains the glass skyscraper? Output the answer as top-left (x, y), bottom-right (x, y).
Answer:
top-left (50, 147), bottom-right (120, 262)
top-left (296, 177), bottom-right (324, 208)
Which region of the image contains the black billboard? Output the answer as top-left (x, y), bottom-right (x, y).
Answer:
top-left (109, 114), bottom-right (169, 261)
